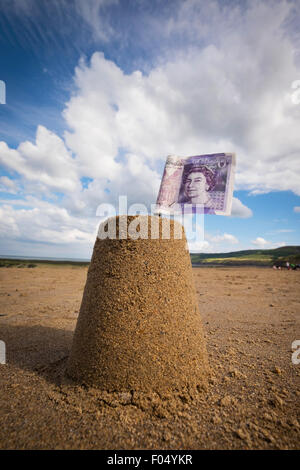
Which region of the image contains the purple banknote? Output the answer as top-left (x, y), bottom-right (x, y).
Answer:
top-left (155, 153), bottom-right (236, 215)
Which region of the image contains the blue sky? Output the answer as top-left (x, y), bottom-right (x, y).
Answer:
top-left (0, 0), bottom-right (300, 258)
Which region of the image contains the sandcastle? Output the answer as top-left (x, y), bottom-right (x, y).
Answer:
top-left (66, 215), bottom-right (208, 392)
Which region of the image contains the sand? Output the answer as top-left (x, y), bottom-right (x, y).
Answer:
top-left (0, 264), bottom-right (299, 449)
top-left (67, 216), bottom-right (208, 391)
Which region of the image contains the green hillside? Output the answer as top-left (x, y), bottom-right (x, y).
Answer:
top-left (190, 246), bottom-right (300, 266)
top-left (1, 246), bottom-right (299, 268)
top-left (0, 258), bottom-right (90, 268)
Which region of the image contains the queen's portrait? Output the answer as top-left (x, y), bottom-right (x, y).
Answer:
top-left (179, 165), bottom-right (216, 207)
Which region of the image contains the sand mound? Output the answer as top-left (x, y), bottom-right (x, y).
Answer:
top-left (66, 215), bottom-right (209, 392)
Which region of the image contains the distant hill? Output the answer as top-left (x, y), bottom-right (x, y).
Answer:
top-left (0, 258), bottom-right (90, 268)
top-left (1, 245), bottom-right (299, 269)
top-left (190, 245), bottom-right (300, 266)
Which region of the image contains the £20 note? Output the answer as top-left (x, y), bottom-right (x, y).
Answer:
top-left (155, 153), bottom-right (236, 215)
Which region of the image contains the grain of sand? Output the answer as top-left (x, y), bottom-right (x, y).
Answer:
top-left (0, 264), bottom-right (299, 449)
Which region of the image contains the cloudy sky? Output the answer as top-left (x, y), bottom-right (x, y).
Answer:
top-left (0, 0), bottom-right (300, 258)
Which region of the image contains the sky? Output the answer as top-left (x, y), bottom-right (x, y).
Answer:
top-left (0, 0), bottom-right (300, 259)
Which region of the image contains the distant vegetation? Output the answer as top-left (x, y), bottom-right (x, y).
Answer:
top-left (190, 246), bottom-right (300, 266)
top-left (0, 258), bottom-right (90, 268)
top-left (1, 246), bottom-right (299, 268)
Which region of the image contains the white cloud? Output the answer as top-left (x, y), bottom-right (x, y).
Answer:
top-left (272, 241), bottom-right (286, 248)
top-left (0, 176), bottom-right (18, 194)
top-left (252, 237), bottom-right (269, 247)
top-left (275, 229), bottom-right (295, 233)
top-left (188, 239), bottom-right (211, 253)
top-left (251, 237), bottom-right (286, 248)
top-left (74, 0), bottom-right (118, 41)
top-left (211, 233), bottom-right (239, 244)
top-left (189, 231), bottom-right (239, 253)
top-left (0, 200), bottom-right (96, 246)
top-left (231, 197), bottom-right (253, 218)
top-left (61, 153), bottom-right (161, 218)
top-left (294, 206), bottom-right (300, 213)
top-left (0, 126), bottom-right (79, 194)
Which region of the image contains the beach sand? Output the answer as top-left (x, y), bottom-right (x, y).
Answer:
top-left (0, 265), bottom-right (299, 449)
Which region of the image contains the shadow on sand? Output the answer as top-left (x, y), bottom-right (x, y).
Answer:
top-left (0, 323), bottom-right (75, 385)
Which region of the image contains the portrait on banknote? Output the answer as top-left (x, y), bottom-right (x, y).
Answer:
top-left (155, 153), bottom-right (236, 216)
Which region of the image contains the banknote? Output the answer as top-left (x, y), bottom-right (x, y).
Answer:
top-left (155, 153), bottom-right (236, 215)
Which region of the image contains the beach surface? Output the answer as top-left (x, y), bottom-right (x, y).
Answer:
top-left (0, 265), bottom-right (299, 449)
